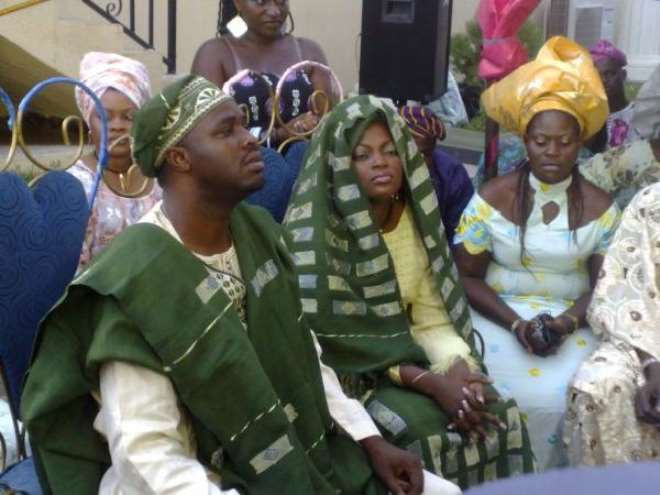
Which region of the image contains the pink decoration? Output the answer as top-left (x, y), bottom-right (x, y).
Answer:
top-left (609, 119), bottom-right (630, 148)
top-left (589, 39), bottom-right (628, 66)
top-left (477, 0), bottom-right (542, 81)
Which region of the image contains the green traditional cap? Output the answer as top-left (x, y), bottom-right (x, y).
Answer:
top-left (131, 75), bottom-right (234, 177)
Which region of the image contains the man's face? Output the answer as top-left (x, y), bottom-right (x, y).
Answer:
top-left (182, 100), bottom-right (264, 199)
top-left (595, 58), bottom-right (626, 102)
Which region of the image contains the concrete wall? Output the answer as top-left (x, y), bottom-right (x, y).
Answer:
top-left (174, 0), bottom-right (219, 74)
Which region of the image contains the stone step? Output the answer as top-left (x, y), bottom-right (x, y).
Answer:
top-left (1, 144), bottom-right (91, 178)
top-left (0, 0), bottom-right (168, 118)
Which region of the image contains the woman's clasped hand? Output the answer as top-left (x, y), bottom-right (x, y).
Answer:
top-left (402, 362), bottom-right (505, 440)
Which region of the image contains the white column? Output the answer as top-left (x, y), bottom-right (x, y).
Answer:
top-left (617, 0), bottom-right (660, 82)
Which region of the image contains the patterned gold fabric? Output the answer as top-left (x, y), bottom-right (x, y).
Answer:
top-left (579, 139), bottom-right (660, 209)
top-left (481, 36), bottom-right (608, 140)
top-left (565, 341), bottom-right (660, 465)
top-left (565, 183), bottom-right (660, 465)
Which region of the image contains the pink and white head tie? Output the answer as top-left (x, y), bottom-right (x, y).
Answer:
top-left (75, 51), bottom-right (152, 126)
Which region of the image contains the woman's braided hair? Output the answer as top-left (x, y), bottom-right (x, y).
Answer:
top-left (217, 0), bottom-right (238, 36)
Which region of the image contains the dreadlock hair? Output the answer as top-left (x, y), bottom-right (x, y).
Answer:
top-left (514, 154), bottom-right (584, 267)
top-left (217, 0), bottom-right (238, 37)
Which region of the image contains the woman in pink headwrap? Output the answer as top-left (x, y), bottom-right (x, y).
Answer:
top-left (69, 51), bottom-right (161, 271)
top-left (588, 39), bottom-right (641, 149)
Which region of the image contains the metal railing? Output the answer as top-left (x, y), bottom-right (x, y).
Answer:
top-left (81, 0), bottom-right (177, 74)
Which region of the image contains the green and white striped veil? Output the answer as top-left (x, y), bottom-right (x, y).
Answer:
top-left (283, 95), bottom-right (476, 377)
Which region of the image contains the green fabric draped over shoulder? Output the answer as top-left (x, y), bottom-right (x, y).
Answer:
top-left (283, 95), bottom-right (474, 376)
top-left (21, 205), bottom-right (385, 495)
top-left (283, 97), bottom-right (536, 489)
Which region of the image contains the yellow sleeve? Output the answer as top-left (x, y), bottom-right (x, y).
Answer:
top-left (411, 268), bottom-right (479, 374)
top-left (454, 194), bottom-right (494, 255)
top-left (384, 206), bottom-right (478, 378)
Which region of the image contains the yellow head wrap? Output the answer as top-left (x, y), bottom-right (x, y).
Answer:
top-left (481, 36), bottom-right (609, 141)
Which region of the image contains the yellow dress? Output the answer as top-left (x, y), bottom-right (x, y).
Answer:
top-left (383, 205), bottom-right (477, 380)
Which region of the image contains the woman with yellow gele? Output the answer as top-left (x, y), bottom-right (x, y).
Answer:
top-left (453, 37), bottom-right (621, 470)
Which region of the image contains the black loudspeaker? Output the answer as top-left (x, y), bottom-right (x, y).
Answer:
top-left (359, 0), bottom-right (453, 103)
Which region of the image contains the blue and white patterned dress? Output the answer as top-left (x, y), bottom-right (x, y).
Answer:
top-left (454, 174), bottom-right (621, 470)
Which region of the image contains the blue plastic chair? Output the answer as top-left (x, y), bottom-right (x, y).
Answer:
top-left (282, 140), bottom-right (308, 181)
top-left (0, 171), bottom-right (89, 494)
top-left (245, 143), bottom-right (308, 223)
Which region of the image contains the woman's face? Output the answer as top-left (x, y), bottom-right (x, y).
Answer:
top-left (89, 88), bottom-right (137, 161)
top-left (595, 58), bottom-right (626, 103)
top-left (351, 121), bottom-right (404, 202)
top-left (523, 110), bottom-right (581, 184)
top-left (235, 0), bottom-right (288, 38)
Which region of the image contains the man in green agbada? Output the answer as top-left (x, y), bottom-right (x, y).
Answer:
top-left (21, 75), bottom-right (462, 495)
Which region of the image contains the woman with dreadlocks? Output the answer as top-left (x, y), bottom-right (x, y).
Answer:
top-left (453, 37), bottom-right (621, 471)
top-left (192, 0), bottom-right (337, 146)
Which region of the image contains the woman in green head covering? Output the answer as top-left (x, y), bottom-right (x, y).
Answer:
top-left (284, 95), bottom-right (535, 489)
